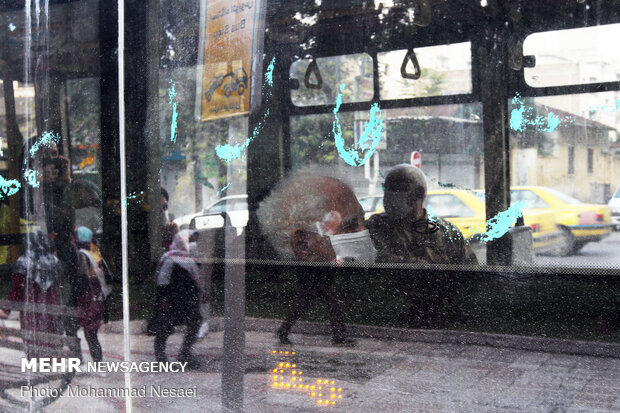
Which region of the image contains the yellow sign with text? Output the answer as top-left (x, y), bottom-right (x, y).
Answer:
top-left (201, 0), bottom-right (255, 121)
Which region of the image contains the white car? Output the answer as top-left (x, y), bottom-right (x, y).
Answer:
top-left (609, 185), bottom-right (620, 230)
top-left (174, 194), bottom-right (248, 229)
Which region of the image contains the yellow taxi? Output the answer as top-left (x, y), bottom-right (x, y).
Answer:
top-left (364, 189), bottom-right (562, 253)
top-left (424, 189), bottom-right (561, 253)
top-left (511, 186), bottom-right (612, 255)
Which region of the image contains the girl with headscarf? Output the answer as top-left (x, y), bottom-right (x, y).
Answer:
top-left (75, 226), bottom-right (112, 363)
top-left (0, 231), bottom-right (63, 358)
top-left (152, 230), bottom-right (204, 368)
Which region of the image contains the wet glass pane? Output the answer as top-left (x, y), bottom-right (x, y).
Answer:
top-left (509, 91), bottom-right (618, 265)
top-left (1, 0), bottom-right (620, 412)
top-left (524, 23), bottom-right (620, 87)
top-left (291, 102), bottom-right (485, 261)
top-left (0, 0), bottom-right (124, 410)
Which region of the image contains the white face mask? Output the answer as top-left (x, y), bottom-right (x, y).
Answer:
top-left (328, 229), bottom-right (377, 264)
top-left (384, 191), bottom-right (415, 220)
top-left (162, 210), bottom-right (170, 225)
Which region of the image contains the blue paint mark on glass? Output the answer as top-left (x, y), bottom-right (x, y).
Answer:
top-left (23, 169), bottom-right (39, 188)
top-left (168, 82), bottom-right (178, 143)
top-left (216, 140), bottom-right (250, 162)
top-left (589, 98), bottom-right (620, 113)
top-left (21, 131), bottom-right (62, 188)
top-left (0, 175), bottom-right (22, 199)
top-left (29, 131), bottom-right (61, 158)
top-left (217, 182), bottom-right (232, 196)
top-left (265, 57), bottom-right (275, 87)
top-left (215, 121), bottom-right (262, 162)
top-left (481, 201), bottom-right (528, 242)
top-left (333, 84), bottom-right (384, 167)
top-left (123, 191), bottom-right (146, 207)
top-left (215, 58), bottom-right (276, 163)
top-left (510, 93), bottom-right (573, 132)
top-left (426, 205), bottom-right (437, 223)
top-left (509, 98), bottom-right (526, 132)
top-left (537, 110), bottom-right (560, 132)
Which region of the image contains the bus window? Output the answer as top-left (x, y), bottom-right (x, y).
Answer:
top-left (510, 90), bottom-right (618, 262)
top-left (378, 42), bottom-right (472, 100)
top-left (290, 53), bottom-right (374, 106)
top-left (291, 102), bottom-right (484, 212)
top-left (66, 78), bottom-right (102, 191)
top-left (523, 23), bottom-right (620, 88)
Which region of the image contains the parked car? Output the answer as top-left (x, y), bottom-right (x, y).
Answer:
top-left (609, 185), bottom-right (620, 230)
top-left (174, 194), bottom-right (248, 230)
top-left (511, 186), bottom-right (612, 255)
top-left (425, 189), bottom-right (561, 254)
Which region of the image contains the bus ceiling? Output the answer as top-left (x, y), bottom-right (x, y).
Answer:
top-left (265, 0), bottom-right (620, 53)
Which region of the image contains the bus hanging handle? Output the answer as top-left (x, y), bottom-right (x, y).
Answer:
top-left (304, 58), bottom-right (323, 89)
top-left (401, 48), bottom-right (421, 80)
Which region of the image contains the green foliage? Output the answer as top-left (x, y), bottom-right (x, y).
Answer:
top-left (421, 68), bottom-right (446, 96)
top-left (292, 115), bottom-right (336, 166)
top-left (291, 112), bottom-right (358, 167)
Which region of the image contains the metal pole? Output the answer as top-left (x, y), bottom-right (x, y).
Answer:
top-left (478, 20), bottom-right (511, 265)
top-left (117, 0), bottom-right (133, 410)
top-left (222, 118), bottom-right (245, 412)
top-left (222, 220), bottom-right (245, 412)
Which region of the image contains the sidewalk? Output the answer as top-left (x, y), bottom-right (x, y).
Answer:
top-left (2, 318), bottom-right (620, 412)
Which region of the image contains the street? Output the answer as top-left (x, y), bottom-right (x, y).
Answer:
top-left (2, 321), bottom-right (619, 412)
top-left (535, 230), bottom-right (620, 269)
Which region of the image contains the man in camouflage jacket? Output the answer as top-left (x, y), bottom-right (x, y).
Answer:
top-left (366, 164), bottom-right (477, 327)
top-left (367, 211), bottom-right (478, 265)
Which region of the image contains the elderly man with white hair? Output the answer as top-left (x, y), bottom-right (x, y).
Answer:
top-left (258, 168), bottom-right (376, 345)
top-left (366, 164), bottom-right (477, 327)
